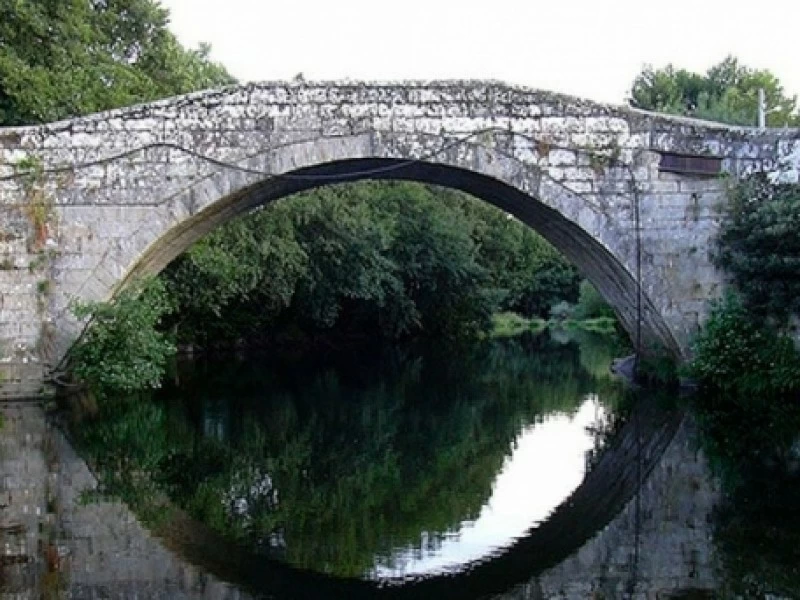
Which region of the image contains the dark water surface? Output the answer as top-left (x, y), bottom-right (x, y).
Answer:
top-left (1, 332), bottom-right (798, 598)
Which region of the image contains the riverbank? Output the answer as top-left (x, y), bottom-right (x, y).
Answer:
top-left (490, 311), bottom-right (618, 339)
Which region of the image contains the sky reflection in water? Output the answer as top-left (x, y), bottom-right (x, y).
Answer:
top-left (372, 396), bottom-right (605, 578)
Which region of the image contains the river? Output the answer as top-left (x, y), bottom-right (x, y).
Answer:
top-left (0, 330), bottom-right (797, 598)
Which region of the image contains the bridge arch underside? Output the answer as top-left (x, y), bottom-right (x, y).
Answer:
top-left (118, 158), bottom-right (685, 358)
top-left (124, 157), bottom-right (678, 358)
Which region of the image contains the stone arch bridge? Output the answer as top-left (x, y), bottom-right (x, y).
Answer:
top-left (1, 81), bottom-right (799, 397)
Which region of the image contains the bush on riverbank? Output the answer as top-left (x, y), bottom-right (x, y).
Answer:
top-left (688, 177), bottom-right (800, 497)
top-left (690, 292), bottom-right (800, 398)
top-left (572, 280), bottom-right (617, 321)
top-left (69, 279), bottom-right (176, 397)
top-left (532, 280), bottom-right (620, 339)
top-left (689, 175), bottom-right (800, 398)
top-left (716, 174), bottom-right (800, 322)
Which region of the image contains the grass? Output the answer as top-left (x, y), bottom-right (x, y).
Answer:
top-left (490, 312), bottom-right (619, 339)
top-left (490, 312), bottom-right (547, 338)
top-left (555, 317), bottom-right (618, 334)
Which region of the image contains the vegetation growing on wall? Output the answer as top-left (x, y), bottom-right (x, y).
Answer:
top-left (14, 155), bottom-right (53, 251)
top-left (12, 154), bottom-right (60, 331)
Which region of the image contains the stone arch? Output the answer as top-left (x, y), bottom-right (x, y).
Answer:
top-left (74, 131), bottom-right (678, 359)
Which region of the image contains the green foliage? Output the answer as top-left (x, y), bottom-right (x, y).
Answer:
top-left (572, 280), bottom-right (616, 321)
top-left (14, 154), bottom-right (43, 176)
top-left (453, 200), bottom-right (580, 318)
top-left (630, 56), bottom-right (799, 126)
top-left (716, 175), bottom-right (800, 321)
top-left (635, 350), bottom-right (678, 388)
top-left (689, 292), bottom-right (800, 398)
top-left (687, 173), bottom-right (800, 441)
top-left (544, 282), bottom-right (620, 337)
top-left (69, 279), bottom-right (176, 396)
top-left (490, 312), bottom-right (546, 338)
top-left (162, 207), bottom-right (307, 343)
top-left (0, 0), bottom-right (233, 125)
top-left (162, 182), bottom-right (579, 347)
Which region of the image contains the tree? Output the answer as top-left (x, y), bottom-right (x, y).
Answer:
top-left (629, 56), bottom-right (799, 127)
top-left (0, 0), bottom-right (233, 125)
top-left (1, 0), bottom-right (241, 393)
top-left (716, 175), bottom-right (800, 321)
top-left (70, 278), bottom-right (176, 396)
top-left (161, 206), bottom-right (308, 344)
top-left (160, 181), bottom-right (580, 348)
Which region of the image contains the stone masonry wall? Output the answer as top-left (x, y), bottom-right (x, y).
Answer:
top-left (497, 420), bottom-right (720, 599)
top-left (0, 81), bottom-right (798, 397)
top-left (0, 402), bottom-right (251, 599)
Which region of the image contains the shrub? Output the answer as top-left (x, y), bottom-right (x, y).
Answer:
top-left (689, 292), bottom-right (800, 398)
top-left (572, 280), bottom-right (616, 321)
top-left (69, 278), bottom-right (176, 396)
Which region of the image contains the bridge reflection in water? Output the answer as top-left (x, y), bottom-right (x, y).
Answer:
top-left (0, 396), bottom-right (717, 599)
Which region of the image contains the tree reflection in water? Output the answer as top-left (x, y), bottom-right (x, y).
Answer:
top-left (693, 382), bottom-right (800, 598)
top-left (70, 332), bottom-right (626, 579)
top-left (7, 328), bottom-right (797, 598)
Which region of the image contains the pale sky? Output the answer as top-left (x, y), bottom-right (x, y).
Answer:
top-left (160, 0), bottom-right (800, 107)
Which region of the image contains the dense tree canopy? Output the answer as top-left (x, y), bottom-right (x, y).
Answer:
top-left (0, 0), bottom-right (233, 125)
top-left (161, 182), bottom-right (580, 348)
top-left (630, 56), bottom-right (799, 126)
